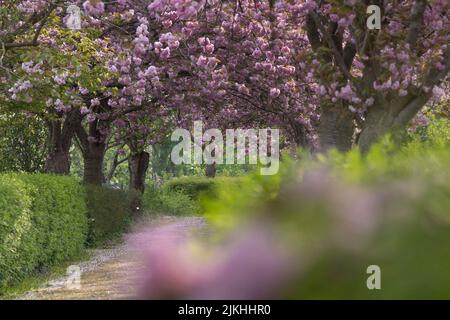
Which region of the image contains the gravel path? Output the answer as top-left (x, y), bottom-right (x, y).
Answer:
top-left (18, 216), bottom-right (206, 300)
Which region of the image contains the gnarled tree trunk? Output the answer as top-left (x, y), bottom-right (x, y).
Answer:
top-left (45, 147), bottom-right (70, 174)
top-left (318, 103), bottom-right (354, 152)
top-left (128, 150), bottom-right (150, 216)
top-left (358, 94), bottom-right (431, 153)
top-left (129, 151), bottom-right (150, 194)
top-left (304, 6), bottom-right (450, 155)
top-left (75, 118), bottom-right (108, 185)
top-left (44, 110), bottom-right (82, 174)
top-left (83, 140), bottom-right (106, 185)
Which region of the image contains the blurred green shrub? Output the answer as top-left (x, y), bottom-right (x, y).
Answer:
top-left (0, 174), bottom-right (88, 291)
top-left (201, 127), bottom-right (450, 298)
top-left (406, 104), bottom-right (449, 146)
top-left (84, 185), bottom-right (132, 246)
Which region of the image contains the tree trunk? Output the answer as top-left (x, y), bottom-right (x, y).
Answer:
top-left (44, 110), bottom-right (81, 174)
top-left (129, 151), bottom-right (150, 194)
top-left (45, 149), bottom-right (70, 174)
top-left (290, 121), bottom-right (310, 150)
top-left (357, 105), bottom-right (396, 154)
top-left (44, 120), bottom-right (70, 174)
top-left (128, 151), bottom-right (150, 216)
top-left (358, 94), bottom-right (430, 153)
top-left (318, 103), bottom-right (354, 152)
top-left (205, 163), bottom-right (216, 178)
top-left (74, 113), bottom-right (108, 185)
top-left (83, 141), bottom-right (106, 185)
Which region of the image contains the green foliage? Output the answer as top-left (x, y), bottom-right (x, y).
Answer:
top-left (202, 132), bottom-right (450, 298)
top-left (0, 114), bottom-right (47, 173)
top-left (204, 131), bottom-right (449, 226)
top-left (69, 145), bottom-right (84, 180)
top-left (18, 174), bottom-right (88, 264)
top-left (325, 131), bottom-right (450, 184)
top-left (215, 163), bottom-right (254, 176)
top-left (84, 185), bottom-right (132, 246)
top-left (148, 141), bottom-right (178, 179)
top-left (70, 144), bottom-right (131, 188)
top-left (0, 174), bottom-right (88, 292)
top-left (143, 176), bottom-right (243, 216)
top-left (408, 112), bottom-right (449, 147)
top-left (148, 139), bottom-right (253, 181)
top-left (143, 181), bottom-right (200, 216)
top-left (164, 176), bottom-right (217, 199)
top-left (103, 146), bottom-right (130, 189)
top-left (163, 176), bottom-right (241, 200)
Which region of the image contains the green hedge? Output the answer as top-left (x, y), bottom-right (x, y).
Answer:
top-left (0, 174), bottom-right (88, 290)
top-left (163, 176), bottom-right (242, 200)
top-left (143, 184), bottom-right (200, 216)
top-left (142, 176), bottom-right (242, 216)
top-left (163, 176), bottom-right (216, 199)
top-left (85, 185), bottom-right (131, 246)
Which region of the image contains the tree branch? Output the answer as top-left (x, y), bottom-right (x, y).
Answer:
top-left (106, 146), bottom-right (128, 183)
top-left (406, 0), bottom-right (427, 49)
top-left (4, 2), bottom-right (57, 50)
top-left (343, 42), bottom-right (357, 69)
top-left (424, 45), bottom-right (450, 87)
top-left (75, 123), bottom-right (89, 154)
top-left (305, 13), bottom-right (322, 51)
top-left (310, 12), bottom-right (355, 81)
top-left (394, 93), bottom-right (430, 127)
top-left (61, 109), bottom-right (83, 150)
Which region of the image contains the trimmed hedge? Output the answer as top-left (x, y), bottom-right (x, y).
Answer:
top-left (0, 174), bottom-right (88, 290)
top-left (141, 176), bottom-right (243, 216)
top-left (85, 185), bottom-right (131, 246)
top-left (163, 176), bottom-right (216, 199)
top-left (163, 176), bottom-right (242, 200)
top-left (143, 185), bottom-right (200, 216)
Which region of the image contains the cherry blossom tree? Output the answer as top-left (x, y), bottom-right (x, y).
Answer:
top-left (296, 0), bottom-right (449, 151)
top-left (1, 1), bottom-right (161, 182)
top-left (1, 1), bottom-right (119, 174)
top-left (123, 0), bottom-right (449, 154)
top-left (1, 0), bottom-right (448, 186)
top-left (139, 0), bottom-right (320, 149)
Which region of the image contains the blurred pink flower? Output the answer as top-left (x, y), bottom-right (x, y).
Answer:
top-left (128, 224), bottom-right (296, 299)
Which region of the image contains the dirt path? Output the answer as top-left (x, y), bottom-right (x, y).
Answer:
top-left (19, 216), bottom-right (206, 300)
